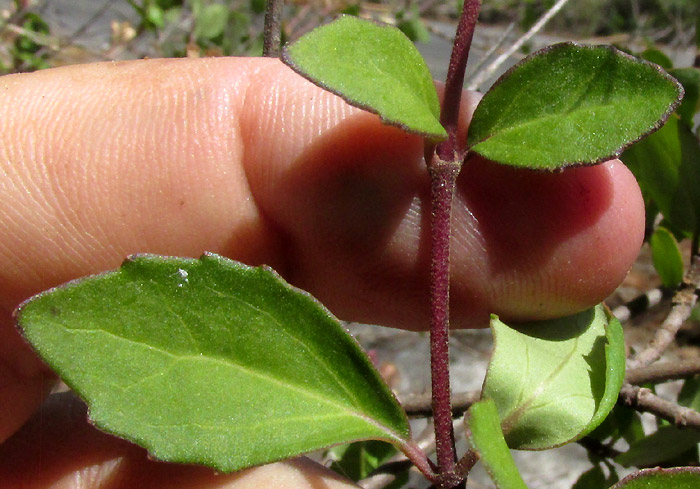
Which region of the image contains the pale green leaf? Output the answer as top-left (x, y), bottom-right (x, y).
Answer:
top-left (282, 15), bottom-right (446, 140)
top-left (650, 226), bottom-right (684, 288)
top-left (482, 304), bottom-right (625, 450)
top-left (466, 399), bottom-right (529, 489)
top-left (468, 43), bottom-right (683, 169)
top-left (194, 4), bottom-right (229, 40)
top-left (610, 467), bottom-right (700, 488)
top-left (16, 253), bottom-right (410, 473)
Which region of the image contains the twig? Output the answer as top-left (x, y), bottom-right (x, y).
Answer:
top-left (627, 359), bottom-right (700, 385)
top-left (359, 419), bottom-right (465, 489)
top-left (401, 391), bottom-right (480, 418)
top-left (466, 0), bottom-right (572, 91)
top-left (628, 256), bottom-right (700, 369)
top-left (262, 0), bottom-right (283, 56)
top-left (619, 383), bottom-right (700, 430)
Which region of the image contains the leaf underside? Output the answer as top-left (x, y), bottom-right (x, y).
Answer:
top-left (468, 42), bottom-right (683, 170)
top-left (16, 253), bottom-right (410, 473)
top-left (482, 304), bottom-right (625, 450)
top-left (282, 15), bottom-right (446, 140)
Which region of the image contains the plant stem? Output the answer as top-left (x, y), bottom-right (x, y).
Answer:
top-left (426, 2), bottom-right (481, 487)
top-left (428, 158), bottom-right (461, 485)
top-left (436, 0), bottom-right (481, 161)
top-left (263, 0), bottom-right (283, 57)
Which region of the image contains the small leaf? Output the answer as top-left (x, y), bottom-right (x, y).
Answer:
top-left (573, 465), bottom-right (615, 489)
top-left (328, 440), bottom-right (398, 480)
top-left (614, 425), bottom-right (700, 468)
top-left (640, 47), bottom-right (673, 70)
top-left (609, 467), bottom-right (700, 488)
top-left (650, 226), bottom-right (684, 288)
top-left (467, 42), bottom-right (683, 169)
top-left (397, 11), bottom-right (430, 43)
top-left (194, 4), bottom-right (229, 40)
top-left (466, 399), bottom-right (529, 489)
top-left (282, 15), bottom-right (446, 140)
top-left (482, 304), bottom-right (625, 450)
top-left (587, 404), bottom-right (644, 446)
top-left (678, 376), bottom-right (700, 411)
top-left (669, 67), bottom-right (700, 126)
top-left (621, 115), bottom-right (700, 237)
top-left (16, 253), bottom-right (410, 473)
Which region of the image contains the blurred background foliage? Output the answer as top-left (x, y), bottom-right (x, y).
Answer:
top-left (0, 0), bottom-right (697, 74)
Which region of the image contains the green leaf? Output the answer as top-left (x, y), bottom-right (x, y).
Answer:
top-left (669, 67), bottom-right (700, 126)
top-left (621, 115), bottom-right (700, 237)
top-left (614, 425), bottom-right (700, 468)
top-left (650, 226), bottom-right (684, 288)
top-left (588, 404), bottom-right (644, 446)
top-left (640, 47), bottom-right (673, 70)
top-left (678, 376), bottom-right (700, 411)
top-left (573, 465), bottom-right (618, 489)
top-left (16, 253), bottom-right (410, 473)
top-left (282, 15), bottom-right (446, 140)
top-left (482, 304), bottom-right (625, 450)
top-left (328, 440), bottom-right (398, 480)
top-left (610, 467), bottom-right (700, 488)
top-left (467, 43), bottom-right (683, 169)
top-left (397, 12), bottom-right (430, 43)
top-left (466, 399), bottom-right (529, 489)
top-left (194, 4), bottom-right (229, 40)
top-left (250, 0), bottom-right (266, 15)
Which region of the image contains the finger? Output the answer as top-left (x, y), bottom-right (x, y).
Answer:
top-left (0, 392), bottom-right (360, 489)
top-left (0, 57), bottom-right (644, 442)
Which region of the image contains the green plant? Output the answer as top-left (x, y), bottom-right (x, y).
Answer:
top-left (13, 2), bottom-right (700, 489)
top-left (0, 0), bottom-right (52, 74)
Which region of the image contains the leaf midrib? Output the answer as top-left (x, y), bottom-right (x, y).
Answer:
top-left (49, 324), bottom-right (404, 441)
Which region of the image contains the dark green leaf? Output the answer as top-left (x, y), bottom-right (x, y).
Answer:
top-left (588, 404), bottom-right (644, 445)
top-left (614, 426), bottom-right (700, 467)
top-left (678, 377), bottom-right (700, 411)
top-left (468, 43), bottom-right (683, 169)
top-left (572, 465), bottom-right (609, 489)
top-left (621, 115), bottom-right (700, 237)
top-left (16, 253), bottom-right (410, 473)
top-left (250, 0), bottom-right (266, 15)
top-left (610, 467), bottom-right (700, 488)
top-left (669, 68), bottom-right (700, 126)
top-left (397, 15), bottom-right (430, 43)
top-left (282, 15), bottom-right (446, 140)
top-left (328, 440), bottom-right (398, 480)
top-left (466, 399), bottom-right (528, 489)
top-left (650, 226), bottom-right (684, 288)
top-left (641, 47), bottom-right (673, 70)
top-left (482, 304), bottom-right (625, 450)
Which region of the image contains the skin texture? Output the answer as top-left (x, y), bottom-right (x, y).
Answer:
top-left (0, 57), bottom-right (644, 488)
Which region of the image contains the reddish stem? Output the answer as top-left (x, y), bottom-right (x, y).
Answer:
top-left (427, 1), bottom-right (481, 486)
top-left (436, 0), bottom-right (482, 161)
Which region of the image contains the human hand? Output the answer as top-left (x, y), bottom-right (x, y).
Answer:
top-left (0, 57), bottom-right (643, 487)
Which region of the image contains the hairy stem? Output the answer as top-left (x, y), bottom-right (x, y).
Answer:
top-left (262, 0), bottom-right (283, 57)
top-left (426, 2), bottom-right (481, 487)
top-left (428, 159), bottom-right (461, 484)
top-left (436, 0), bottom-right (481, 161)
